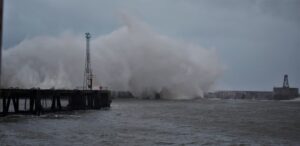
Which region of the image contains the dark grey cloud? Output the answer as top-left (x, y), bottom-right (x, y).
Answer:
top-left (3, 0), bottom-right (300, 90)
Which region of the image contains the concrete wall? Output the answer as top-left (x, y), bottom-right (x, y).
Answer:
top-left (205, 91), bottom-right (274, 100)
top-left (273, 87), bottom-right (299, 100)
top-left (205, 88), bottom-right (299, 100)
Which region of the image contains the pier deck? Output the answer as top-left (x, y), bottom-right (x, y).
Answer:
top-left (0, 88), bottom-right (111, 116)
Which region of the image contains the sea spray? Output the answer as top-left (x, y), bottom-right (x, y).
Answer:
top-left (2, 14), bottom-right (222, 99)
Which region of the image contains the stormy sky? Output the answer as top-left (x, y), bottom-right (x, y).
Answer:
top-left (2, 0), bottom-right (300, 91)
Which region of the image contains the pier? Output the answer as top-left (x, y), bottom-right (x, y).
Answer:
top-left (0, 88), bottom-right (111, 116)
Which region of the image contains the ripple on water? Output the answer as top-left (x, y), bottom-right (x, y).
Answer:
top-left (0, 99), bottom-right (300, 146)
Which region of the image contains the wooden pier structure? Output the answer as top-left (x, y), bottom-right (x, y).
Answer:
top-left (0, 88), bottom-right (111, 116)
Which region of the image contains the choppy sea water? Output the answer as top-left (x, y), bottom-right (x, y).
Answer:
top-left (0, 98), bottom-right (300, 146)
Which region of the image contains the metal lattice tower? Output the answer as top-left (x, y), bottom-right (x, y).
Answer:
top-left (83, 32), bottom-right (93, 90)
top-left (283, 74), bottom-right (289, 88)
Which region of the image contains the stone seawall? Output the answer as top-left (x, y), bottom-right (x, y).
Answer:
top-left (205, 91), bottom-right (274, 100)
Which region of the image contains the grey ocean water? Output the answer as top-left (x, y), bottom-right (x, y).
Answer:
top-left (0, 99), bottom-right (300, 146)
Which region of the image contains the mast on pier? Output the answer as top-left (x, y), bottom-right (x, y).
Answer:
top-left (83, 32), bottom-right (93, 90)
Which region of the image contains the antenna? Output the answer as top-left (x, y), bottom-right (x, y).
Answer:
top-left (83, 32), bottom-right (93, 90)
top-left (283, 74), bottom-right (289, 88)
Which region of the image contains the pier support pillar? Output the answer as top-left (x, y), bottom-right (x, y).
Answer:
top-left (2, 96), bottom-right (6, 114)
top-left (51, 95), bottom-right (62, 111)
top-left (12, 97), bottom-right (19, 113)
top-left (30, 96), bottom-right (35, 113)
top-left (35, 94), bottom-right (42, 115)
top-left (4, 97), bottom-right (11, 113)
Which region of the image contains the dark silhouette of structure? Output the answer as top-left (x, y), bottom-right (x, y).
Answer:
top-left (0, 0), bottom-right (4, 115)
top-left (0, 0), bottom-right (3, 87)
top-left (0, 0), bottom-right (3, 101)
top-left (273, 74), bottom-right (298, 100)
top-left (0, 89), bottom-right (111, 116)
top-left (283, 74), bottom-right (289, 88)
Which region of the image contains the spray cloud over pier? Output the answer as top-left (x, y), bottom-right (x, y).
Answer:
top-left (2, 14), bottom-right (222, 99)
